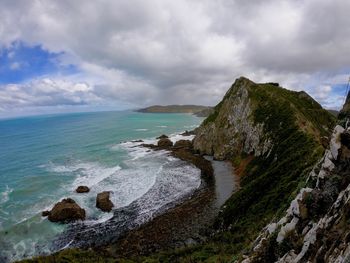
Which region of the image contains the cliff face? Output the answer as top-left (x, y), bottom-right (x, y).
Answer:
top-left (193, 78), bottom-right (272, 160)
top-left (242, 124), bottom-right (350, 263)
top-left (191, 77), bottom-right (336, 260)
top-left (339, 92), bottom-right (350, 124)
top-left (193, 77), bottom-right (333, 160)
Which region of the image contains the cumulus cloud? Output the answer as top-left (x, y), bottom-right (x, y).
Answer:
top-left (0, 0), bottom-right (348, 114)
top-left (0, 78), bottom-right (101, 110)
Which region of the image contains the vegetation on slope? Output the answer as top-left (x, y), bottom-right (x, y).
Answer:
top-left (147, 79), bottom-right (336, 261)
top-left (133, 80), bottom-right (336, 262)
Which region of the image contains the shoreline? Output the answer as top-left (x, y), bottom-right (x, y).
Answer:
top-left (16, 134), bottom-right (237, 262)
top-left (108, 160), bottom-right (237, 257)
top-left (79, 153), bottom-right (237, 258)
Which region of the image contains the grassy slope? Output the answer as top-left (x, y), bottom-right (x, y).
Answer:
top-left (19, 82), bottom-right (335, 263)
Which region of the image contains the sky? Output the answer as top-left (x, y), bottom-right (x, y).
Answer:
top-left (0, 0), bottom-right (348, 118)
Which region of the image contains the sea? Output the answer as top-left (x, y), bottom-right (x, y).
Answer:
top-left (0, 111), bottom-right (203, 262)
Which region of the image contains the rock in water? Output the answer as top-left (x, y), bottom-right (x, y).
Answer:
top-left (180, 130), bottom-right (195, 136)
top-left (76, 185), bottom-right (90, 193)
top-left (48, 198), bottom-right (85, 223)
top-left (173, 139), bottom-right (193, 149)
top-left (156, 134), bottom-right (168, 139)
top-left (157, 138), bottom-right (173, 148)
top-left (96, 191), bottom-right (114, 212)
top-left (42, 210), bottom-right (50, 217)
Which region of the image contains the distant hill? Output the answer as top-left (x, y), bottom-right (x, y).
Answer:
top-left (137, 105), bottom-right (212, 116)
top-left (327, 109), bottom-right (339, 117)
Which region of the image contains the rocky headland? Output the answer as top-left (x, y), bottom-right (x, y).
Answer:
top-left (19, 77), bottom-right (343, 263)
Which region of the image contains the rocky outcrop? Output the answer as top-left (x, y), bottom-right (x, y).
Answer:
top-left (193, 78), bottom-right (272, 160)
top-left (156, 134), bottom-right (168, 139)
top-left (76, 186), bottom-right (90, 193)
top-left (241, 125), bottom-right (350, 263)
top-left (193, 77), bottom-right (334, 160)
top-left (141, 137), bottom-right (213, 183)
top-left (171, 148), bottom-right (213, 183)
top-left (96, 191), bottom-right (114, 212)
top-left (47, 198), bottom-right (86, 223)
top-left (180, 130), bottom-right (196, 136)
top-left (173, 139), bottom-right (192, 149)
top-left (190, 77), bottom-right (335, 261)
top-left (42, 210), bottom-right (50, 217)
top-left (157, 138), bottom-right (173, 148)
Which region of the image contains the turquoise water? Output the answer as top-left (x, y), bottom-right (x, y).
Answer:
top-left (0, 111), bottom-right (202, 262)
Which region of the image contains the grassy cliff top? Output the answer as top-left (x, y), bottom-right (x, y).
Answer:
top-left (204, 77), bottom-right (335, 142)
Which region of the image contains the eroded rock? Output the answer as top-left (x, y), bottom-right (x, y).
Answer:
top-left (156, 134), bottom-right (168, 139)
top-left (48, 198), bottom-right (85, 223)
top-left (42, 210), bottom-right (50, 217)
top-left (173, 140), bottom-right (192, 149)
top-left (96, 191), bottom-right (114, 212)
top-left (157, 138), bottom-right (173, 148)
top-left (76, 185), bottom-right (90, 193)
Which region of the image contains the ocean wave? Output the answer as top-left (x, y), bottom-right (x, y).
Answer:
top-left (168, 133), bottom-right (195, 143)
top-left (0, 185), bottom-right (13, 205)
top-left (184, 124), bottom-right (198, 128)
top-left (156, 125), bottom-right (167, 128)
top-left (134, 128), bottom-right (148, 131)
top-left (47, 161), bottom-right (121, 188)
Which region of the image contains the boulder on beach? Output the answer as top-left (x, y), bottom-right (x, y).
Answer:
top-left (96, 191), bottom-right (114, 212)
top-left (174, 140), bottom-right (192, 149)
top-left (156, 134), bottom-right (168, 139)
top-left (76, 185), bottom-right (90, 193)
top-left (157, 138), bottom-right (173, 148)
top-left (47, 198), bottom-right (86, 223)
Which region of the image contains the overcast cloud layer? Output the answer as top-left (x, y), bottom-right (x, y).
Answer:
top-left (0, 0), bottom-right (348, 117)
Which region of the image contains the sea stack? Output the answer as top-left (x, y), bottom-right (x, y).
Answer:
top-left (96, 191), bottom-right (114, 212)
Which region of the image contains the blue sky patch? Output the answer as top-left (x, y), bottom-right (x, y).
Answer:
top-left (0, 42), bottom-right (78, 84)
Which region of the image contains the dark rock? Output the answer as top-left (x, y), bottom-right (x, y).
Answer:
top-left (174, 140), bottom-right (193, 149)
top-left (321, 136), bottom-right (329, 149)
top-left (76, 185), bottom-right (90, 193)
top-left (131, 139), bottom-right (144, 143)
top-left (157, 134), bottom-right (168, 139)
top-left (48, 198), bottom-right (85, 223)
top-left (266, 82), bottom-right (279, 86)
top-left (96, 191), bottom-right (114, 212)
top-left (157, 138), bottom-right (173, 148)
top-left (141, 143), bottom-right (157, 149)
top-left (341, 132), bottom-right (350, 149)
top-left (42, 210), bottom-right (50, 217)
top-left (172, 149), bottom-right (213, 183)
top-left (180, 130), bottom-right (195, 136)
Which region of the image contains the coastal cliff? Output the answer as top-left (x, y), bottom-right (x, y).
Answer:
top-left (18, 77), bottom-right (338, 262)
top-left (193, 77), bottom-right (333, 159)
top-left (240, 90), bottom-right (350, 262)
top-left (171, 77), bottom-right (335, 261)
